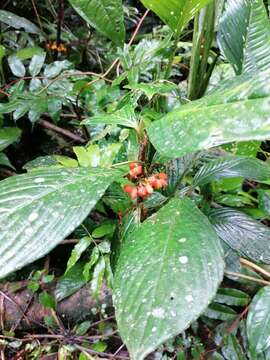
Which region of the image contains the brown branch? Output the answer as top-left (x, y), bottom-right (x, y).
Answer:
top-left (39, 119), bottom-right (86, 143)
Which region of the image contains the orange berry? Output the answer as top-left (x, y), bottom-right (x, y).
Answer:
top-left (124, 184), bottom-right (133, 194)
top-left (129, 162), bottom-right (138, 170)
top-left (137, 185), bottom-right (148, 198)
top-left (129, 164), bottom-right (143, 178)
top-left (147, 176), bottom-right (158, 188)
top-left (130, 187), bottom-right (138, 199)
top-left (158, 172), bottom-right (168, 181)
top-left (145, 183), bottom-right (154, 194)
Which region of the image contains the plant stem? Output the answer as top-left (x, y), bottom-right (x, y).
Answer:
top-left (225, 271), bottom-right (270, 285)
top-left (240, 258), bottom-right (270, 279)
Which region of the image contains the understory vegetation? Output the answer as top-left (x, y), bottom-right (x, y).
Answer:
top-left (1, 0), bottom-right (270, 359)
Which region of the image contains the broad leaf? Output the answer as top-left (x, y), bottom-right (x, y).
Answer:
top-left (208, 208), bottom-right (270, 264)
top-left (0, 127), bottom-right (21, 152)
top-left (0, 10), bottom-right (41, 34)
top-left (140, 0), bottom-right (213, 34)
top-left (114, 197), bottom-right (224, 360)
top-left (193, 156), bottom-right (270, 186)
top-left (82, 104), bottom-right (138, 129)
top-left (68, 0), bottom-right (125, 45)
top-left (247, 286), bottom-right (270, 353)
top-left (218, 0), bottom-right (270, 74)
top-left (0, 167), bottom-right (119, 279)
top-left (148, 69), bottom-right (270, 158)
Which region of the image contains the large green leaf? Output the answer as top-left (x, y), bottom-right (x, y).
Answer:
top-left (148, 69), bottom-right (270, 159)
top-left (0, 127), bottom-right (21, 152)
top-left (218, 0), bottom-right (270, 74)
top-left (140, 0), bottom-right (213, 34)
top-left (193, 155), bottom-right (270, 186)
top-left (114, 197), bottom-right (224, 360)
top-left (68, 0), bottom-right (125, 45)
top-left (208, 208), bottom-right (270, 264)
top-left (0, 167), bottom-right (119, 279)
top-left (247, 286), bottom-right (270, 353)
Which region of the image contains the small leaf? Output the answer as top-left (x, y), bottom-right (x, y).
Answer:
top-left (90, 257), bottom-right (106, 298)
top-left (44, 60), bottom-right (72, 79)
top-left (0, 127), bottom-right (21, 152)
top-left (204, 303), bottom-right (237, 321)
top-left (29, 52), bottom-right (46, 77)
top-left (74, 145), bottom-right (101, 167)
top-left (92, 223), bottom-right (116, 238)
top-left (55, 262), bottom-right (87, 301)
top-left (39, 292), bottom-right (56, 309)
top-left (66, 236), bottom-right (92, 273)
top-left (82, 104), bottom-right (138, 129)
top-left (215, 288), bottom-right (250, 307)
top-left (247, 286), bottom-right (270, 354)
top-left (208, 208), bottom-right (270, 264)
top-left (114, 197), bottom-right (224, 359)
top-left (8, 55), bottom-right (25, 77)
top-left (68, 0), bottom-right (125, 45)
top-left (0, 167), bottom-right (119, 279)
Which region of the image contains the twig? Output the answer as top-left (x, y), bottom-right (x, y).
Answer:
top-left (31, 0), bottom-right (43, 32)
top-left (75, 345), bottom-right (129, 359)
top-left (128, 9), bottom-right (150, 47)
top-left (240, 258), bottom-right (270, 279)
top-left (39, 119), bottom-right (85, 143)
top-left (225, 271), bottom-right (270, 285)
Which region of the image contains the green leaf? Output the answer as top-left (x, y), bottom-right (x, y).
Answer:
top-left (92, 223), bottom-right (116, 238)
top-left (68, 0), bottom-right (125, 45)
top-left (0, 167), bottom-right (119, 279)
top-left (0, 153), bottom-right (14, 170)
top-left (140, 0), bottom-right (213, 34)
top-left (55, 262), bottom-right (87, 301)
top-left (90, 256), bottom-right (106, 298)
top-left (0, 127), bottom-right (21, 152)
top-left (208, 208), bottom-right (270, 264)
top-left (204, 303), bottom-right (237, 321)
top-left (218, 0), bottom-right (270, 74)
top-left (29, 52), bottom-right (46, 77)
top-left (8, 55), bottom-right (25, 77)
top-left (193, 155), bottom-right (270, 186)
top-left (247, 286), bottom-right (270, 353)
top-left (126, 81), bottom-right (179, 100)
top-left (214, 288), bottom-right (250, 307)
top-left (39, 292), bottom-right (56, 309)
top-left (114, 197), bottom-right (224, 360)
top-left (66, 236), bottom-right (92, 273)
top-left (82, 104), bottom-right (138, 129)
top-left (0, 10), bottom-right (41, 34)
top-left (222, 334), bottom-right (246, 360)
top-left (148, 69), bottom-right (270, 158)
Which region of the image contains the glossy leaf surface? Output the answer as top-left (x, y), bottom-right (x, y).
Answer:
top-left (140, 0), bottom-right (213, 34)
top-left (148, 70), bottom-right (270, 158)
top-left (247, 286), bottom-right (270, 353)
top-left (68, 0), bottom-right (125, 45)
top-left (114, 197), bottom-right (224, 360)
top-left (0, 167), bottom-right (119, 279)
top-left (208, 208), bottom-right (270, 263)
top-left (218, 0), bottom-right (270, 74)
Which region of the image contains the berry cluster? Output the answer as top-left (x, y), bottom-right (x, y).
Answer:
top-left (123, 163), bottom-right (168, 200)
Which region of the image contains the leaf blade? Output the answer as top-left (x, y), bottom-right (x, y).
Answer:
top-left (0, 167), bottom-right (119, 279)
top-left (68, 0), bottom-right (125, 45)
top-left (114, 197), bottom-right (224, 359)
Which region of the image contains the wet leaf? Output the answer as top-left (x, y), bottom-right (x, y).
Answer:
top-left (247, 286), bottom-right (270, 353)
top-left (0, 127), bottom-right (21, 152)
top-left (114, 197), bottom-right (224, 360)
top-left (0, 167), bottom-right (120, 279)
top-left (68, 0), bottom-right (125, 45)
